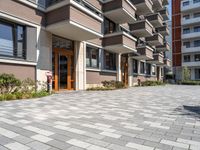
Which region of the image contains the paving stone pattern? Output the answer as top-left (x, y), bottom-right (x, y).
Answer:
top-left (0, 85), bottom-right (200, 150)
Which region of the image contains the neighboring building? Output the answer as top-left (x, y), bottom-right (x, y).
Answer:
top-left (172, 0), bottom-right (200, 81)
top-left (0, 0), bottom-right (170, 91)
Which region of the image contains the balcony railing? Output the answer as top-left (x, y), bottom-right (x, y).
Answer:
top-left (181, 0), bottom-right (200, 12)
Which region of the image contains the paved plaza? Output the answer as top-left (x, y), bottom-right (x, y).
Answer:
top-left (0, 85), bottom-right (200, 150)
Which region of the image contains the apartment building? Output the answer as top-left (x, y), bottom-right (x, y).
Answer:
top-left (173, 0), bottom-right (200, 80)
top-left (0, 0), bottom-right (170, 91)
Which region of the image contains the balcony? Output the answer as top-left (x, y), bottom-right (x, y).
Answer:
top-left (145, 33), bottom-right (164, 46)
top-left (164, 58), bottom-right (171, 67)
top-left (103, 0), bottom-right (136, 24)
top-left (182, 31), bottom-right (200, 40)
top-left (156, 25), bottom-right (169, 36)
top-left (181, 0), bottom-right (200, 12)
top-left (158, 7), bottom-right (169, 21)
top-left (102, 31), bottom-right (137, 54)
top-left (163, 0), bottom-right (169, 5)
top-left (145, 13), bottom-right (163, 28)
top-left (156, 42), bottom-right (170, 52)
top-left (152, 0), bottom-right (163, 10)
top-left (147, 53), bottom-right (164, 64)
top-left (129, 19), bottom-right (154, 37)
top-left (46, 4), bottom-right (103, 41)
top-left (182, 61), bottom-right (200, 67)
top-left (182, 46), bottom-right (200, 53)
top-left (131, 0), bottom-right (153, 15)
top-left (132, 45), bottom-right (154, 60)
top-left (182, 17), bottom-right (200, 26)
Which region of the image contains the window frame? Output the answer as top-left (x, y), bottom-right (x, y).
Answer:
top-left (183, 55), bottom-right (191, 62)
top-left (0, 19), bottom-right (26, 59)
top-left (195, 54), bottom-right (200, 61)
top-left (86, 45), bottom-right (99, 69)
top-left (140, 61), bottom-right (145, 74)
top-left (133, 59), bottom-right (138, 74)
top-left (103, 50), bottom-right (116, 71)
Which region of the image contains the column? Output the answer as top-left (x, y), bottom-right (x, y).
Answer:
top-left (74, 41), bottom-right (86, 90)
top-left (117, 53), bottom-right (122, 81)
top-left (128, 56), bottom-right (133, 87)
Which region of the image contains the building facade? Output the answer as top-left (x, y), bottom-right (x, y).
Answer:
top-left (0, 0), bottom-right (170, 91)
top-left (172, 0), bottom-right (200, 81)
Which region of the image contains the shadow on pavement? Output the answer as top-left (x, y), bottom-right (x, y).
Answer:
top-left (174, 105), bottom-right (200, 118)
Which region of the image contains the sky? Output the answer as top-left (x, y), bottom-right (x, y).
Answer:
top-left (168, 0), bottom-right (172, 20)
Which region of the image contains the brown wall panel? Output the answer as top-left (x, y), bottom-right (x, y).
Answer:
top-left (84, 0), bottom-right (102, 11)
top-left (0, 63), bottom-right (36, 81)
top-left (86, 71), bottom-right (117, 84)
top-left (0, 0), bottom-right (45, 25)
top-left (173, 54), bottom-right (182, 67)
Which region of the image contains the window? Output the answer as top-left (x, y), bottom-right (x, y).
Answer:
top-left (161, 68), bottom-right (163, 76)
top-left (183, 41), bottom-right (190, 48)
top-left (183, 14), bottom-right (190, 20)
top-left (194, 26), bottom-right (200, 32)
top-left (140, 62), bottom-right (145, 74)
top-left (86, 45), bottom-right (99, 68)
top-left (194, 40), bottom-right (200, 47)
top-left (195, 69), bottom-right (200, 79)
top-left (184, 55), bottom-right (191, 62)
top-left (183, 1), bottom-right (189, 6)
top-left (195, 54), bottom-right (200, 61)
top-left (194, 0), bottom-right (200, 4)
top-left (0, 20), bottom-right (26, 59)
top-left (152, 65), bottom-right (156, 75)
top-left (146, 63), bottom-right (151, 75)
top-left (104, 51), bottom-right (116, 70)
top-left (194, 12), bottom-right (200, 18)
top-left (183, 28), bottom-right (190, 34)
top-left (104, 18), bottom-right (116, 34)
top-left (133, 59), bottom-right (138, 74)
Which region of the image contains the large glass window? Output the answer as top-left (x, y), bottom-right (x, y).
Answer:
top-left (133, 59), bottom-right (138, 74)
top-left (183, 1), bottom-right (189, 6)
top-left (183, 41), bottom-right (190, 48)
top-left (86, 45), bottom-right (99, 68)
top-left (0, 20), bottom-right (25, 59)
top-left (195, 69), bottom-right (200, 79)
top-left (104, 51), bottom-right (116, 70)
top-left (194, 12), bottom-right (200, 18)
top-left (194, 26), bottom-right (200, 32)
top-left (195, 54), bottom-right (200, 61)
top-left (104, 18), bottom-right (116, 34)
top-left (183, 28), bottom-right (190, 34)
top-left (152, 65), bottom-right (156, 75)
top-left (184, 55), bottom-right (191, 62)
top-left (140, 62), bottom-right (145, 74)
top-left (194, 0), bottom-right (200, 4)
top-left (183, 14), bottom-right (190, 20)
top-left (146, 63), bottom-right (151, 75)
top-left (194, 40), bottom-right (200, 47)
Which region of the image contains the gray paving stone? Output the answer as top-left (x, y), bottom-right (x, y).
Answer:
top-left (0, 85), bottom-right (200, 150)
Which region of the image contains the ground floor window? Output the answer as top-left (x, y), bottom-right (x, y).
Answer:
top-left (0, 20), bottom-right (26, 59)
top-left (146, 63), bottom-right (151, 75)
top-left (195, 69), bottom-right (200, 80)
top-left (152, 65), bottom-right (156, 75)
top-left (133, 59), bottom-right (138, 74)
top-left (161, 67), bottom-right (164, 76)
top-left (86, 45), bottom-right (99, 68)
top-left (140, 61), bottom-right (145, 74)
top-left (104, 50), bottom-right (116, 70)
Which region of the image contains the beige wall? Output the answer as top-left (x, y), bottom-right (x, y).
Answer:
top-left (0, 63), bottom-right (36, 81)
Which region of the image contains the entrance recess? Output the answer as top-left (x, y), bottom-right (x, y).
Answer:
top-left (52, 48), bottom-right (74, 91)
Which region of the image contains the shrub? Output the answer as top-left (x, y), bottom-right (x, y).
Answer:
top-left (141, 80), bottom-right (165, 86)
top-left (0, 74), bottom-right (21, 94)
top-left (20, 78), bottom-right (36, 94)
top-left (87, 87), bottom-right (114, 91)
top-left (101, 80), bottom-right (125, 89)
top-left (180, 80), bottom-right (200, 85)
top-left (182, 66), bottom-right (191, 81)
top-left (32, 90), bottom-right (49, 98)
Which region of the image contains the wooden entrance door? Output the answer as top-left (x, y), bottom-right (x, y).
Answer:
top-left (52, 48), bottom-right (74, 91)
top-left (121, 55), bottom-right (128, 86)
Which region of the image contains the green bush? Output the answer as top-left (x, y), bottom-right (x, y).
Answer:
top-left (87, 87), bottom-right (114, 91)
top-left (180, 80), bottom-right (200, 85)
top-left (141, 80), bottom-right (165, 86)
top-left (101, 80), bottom-right (125, 89)
top-left (0, 74), bottom-right (21, 94)
top-left (32, 90), bottom-right (49, 98)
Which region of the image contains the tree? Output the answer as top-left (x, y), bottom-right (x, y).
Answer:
top-left (182, 66), bottom-right (191, 81)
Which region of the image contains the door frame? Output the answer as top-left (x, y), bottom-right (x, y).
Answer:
top-left (53, 48), bottom-right (75, 91)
